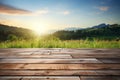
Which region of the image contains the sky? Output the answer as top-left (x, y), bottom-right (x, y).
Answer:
top-left (0, 0), bottom-right (120, 34)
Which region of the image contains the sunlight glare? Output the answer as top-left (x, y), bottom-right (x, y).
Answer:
top-left (33, 26), bottom-right (47, 35)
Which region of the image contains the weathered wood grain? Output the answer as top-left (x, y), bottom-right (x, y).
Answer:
top-left (52, 49), bottom-right (120, 54)
top-left (0, 54), bottom-right (72, 59)
top-left (1, 53), bottom-right (120, 58)
top-left (0, 76), bottom-right (80, 80)
top-left (0, 58), bottom-right (101, 63)
top-left (80, 76), bottom-right (120, 80)
top-left (97, 58), bottom-right (120, 63)
top-left (0, 48), bottom-right (120, 79)
top-left (0, 64), bottom-right (120, 70)
top-left (0, 77), bottom-right (20, 80)
top-left (0, 48), bottom-right (62, 53)
top-left (0, 49), bottom-right (119, 58)
top-left (71, 53), bottom-right (120, 58)
top-left (0, 70), bottom-right (120, 76)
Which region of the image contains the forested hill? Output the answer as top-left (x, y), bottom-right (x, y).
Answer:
top-left (0, 23), bottom-right (120, 41)
top-left (53, 24), bottom-right (120, 40)
top-left (0, 24), bottom-right (35, 41)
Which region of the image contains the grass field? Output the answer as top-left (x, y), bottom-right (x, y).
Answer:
top-left (0, 38), bottom-right (119, 48)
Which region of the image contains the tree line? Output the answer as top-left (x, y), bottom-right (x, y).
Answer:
top-left (53, 24), bottom-right (120, 40)
top-left (0, 23), bottom-right (120, 41)
top-left (0, 24), bottom-right (35, 41)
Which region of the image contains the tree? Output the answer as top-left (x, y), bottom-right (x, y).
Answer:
top-left (7, 34), bottom-right (18, 41)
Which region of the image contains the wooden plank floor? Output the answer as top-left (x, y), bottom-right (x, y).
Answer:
top-left (0, 48), bottom-right (120, 80)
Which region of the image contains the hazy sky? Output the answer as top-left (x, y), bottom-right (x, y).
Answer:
top-left (0, 0), bottom-right (120, 34)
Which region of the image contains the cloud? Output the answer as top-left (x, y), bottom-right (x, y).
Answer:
top-left (98, 6), bottom-right (109, 11)
top-left (35, 10), bottom-right (49, 15)
top-left (0, 3), bottom-right (32, 15)
top-left (61, 11), bottom-right (70, 15)
top-left (0, 3), bottom-right (49, 16)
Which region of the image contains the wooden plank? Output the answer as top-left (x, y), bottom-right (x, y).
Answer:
top-left (0, 64), bottom-right (120, 70)
top-left (1, 53), bottom-right (120, 58)
top-left (0, 54), bottom-right (72, 59)
top-left (0, 48), bottom-right (62, 53)
top-left (0, 77), bottom-right (20, 80)
top-left (50, 49), bottom-right (120, 58)
top-left (22, 76), bottom-right (80, 80)
top-left (0, 49), bottom-right (119, 58)
top-left (0, 70), bottom-right (120, 76)
top-left (0, 58), bottom-right (102, 63)
top-left (71, 53), bottom-right (120, 58)
top-left (0, 48), bottom-right (119, 54)
top-left (0, 51), bottom-right (51, 55)
top-left (52, 49), bottom-right (120, 54)
top-left (0, 76), bottom-right (80, 80)
top-left (80, 76), bottom-right (120, 80)
top-left (1, 48), bottom-right (119, 54)
top-left (97, 58), bottom-right (120, 63)
top-left (0, 48), bottom-right (39, 54)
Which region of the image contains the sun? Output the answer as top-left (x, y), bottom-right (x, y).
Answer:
top-left (33, 26), bottom-right (47, 35)
top-left (30, 22), bottom-right (48, 35)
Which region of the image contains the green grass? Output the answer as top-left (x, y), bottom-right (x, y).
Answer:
top-left (0, 38), bottom-right (119, 48)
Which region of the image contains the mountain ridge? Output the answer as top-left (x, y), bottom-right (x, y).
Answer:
top-left (64, 23), bottom-right (109, 31)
